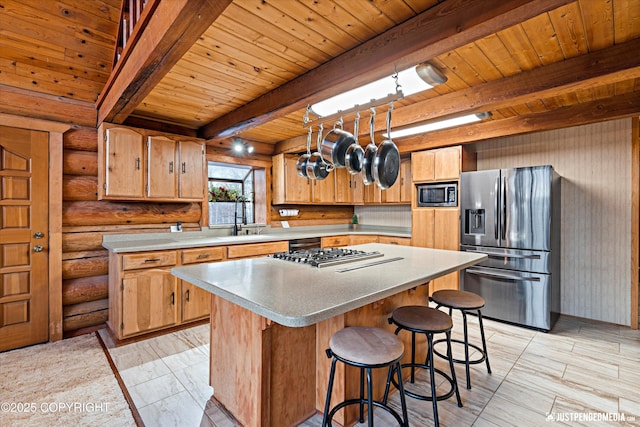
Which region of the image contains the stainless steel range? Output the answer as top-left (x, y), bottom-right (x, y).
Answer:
top-left (271, 247), bottom-right (383, 268)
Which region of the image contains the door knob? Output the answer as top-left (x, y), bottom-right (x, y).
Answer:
top-left (33, 232), bottom-right (44, 239)
top-left (33, 245), bottom-right (44, 252)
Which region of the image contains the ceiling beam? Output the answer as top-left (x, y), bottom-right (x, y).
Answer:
top-left (96, 0), bottom-right (232, 126)
top-left (200, 0), bottom-right (573, 141)
top-left (395, 90), bottom-right (640, 152)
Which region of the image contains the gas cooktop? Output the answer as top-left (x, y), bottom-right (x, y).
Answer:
top-left (270, 247), bottom-right (383, 268)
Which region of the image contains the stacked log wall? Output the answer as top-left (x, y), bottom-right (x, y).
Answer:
top-left (61, 127), bottom-right (201, 337)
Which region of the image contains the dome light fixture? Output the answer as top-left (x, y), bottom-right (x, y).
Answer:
top-left (232, 138), bottom-right (254, 154)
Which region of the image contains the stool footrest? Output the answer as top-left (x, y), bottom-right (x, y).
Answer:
top-left (326, 398), bottom-right (406, 426)
top-left (391, 363), bottom-right (460, 405)
top-left (432, 338), bottom-right (487, 365)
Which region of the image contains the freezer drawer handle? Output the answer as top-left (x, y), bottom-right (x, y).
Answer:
top-left (481, 251), bottom-right (540, 260)
top-left (466, 268), bottom-right (540, 282)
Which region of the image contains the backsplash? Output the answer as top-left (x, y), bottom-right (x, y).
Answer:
top-left (354, 205), bottom-right (411, 227)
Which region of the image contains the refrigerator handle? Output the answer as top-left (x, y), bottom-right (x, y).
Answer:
top-left (501, 176), bottom-right (506, 241)
top-left (466, 268), bottom-right (540, 282)
top-left (494, 177), bottom-right (499, 240)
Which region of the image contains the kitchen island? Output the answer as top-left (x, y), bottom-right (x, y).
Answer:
top-left (171, 243), bottom-right (486, 426)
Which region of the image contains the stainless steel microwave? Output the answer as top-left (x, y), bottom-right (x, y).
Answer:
top-left (417, 182), bottom-right (458, 207)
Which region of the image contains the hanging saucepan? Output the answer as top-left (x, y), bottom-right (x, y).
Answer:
top-left (320, 118), bottom-right (355, 168)
top-left (362, 108), bottom-right (378, 186)
top-left (296, 126), bottom-right (313, 178)
top-left (373, 104), bottom-right (400, 190)
top-left (306, 124), bottom-right (334, 180)
top-left (344, 112), bottom-right (364, 174)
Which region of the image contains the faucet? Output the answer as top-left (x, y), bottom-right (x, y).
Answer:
top-left (232, 195), bottom-right (248, 236)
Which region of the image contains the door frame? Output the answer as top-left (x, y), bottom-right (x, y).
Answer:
top-left (0, 113), bottom-right (70, 341)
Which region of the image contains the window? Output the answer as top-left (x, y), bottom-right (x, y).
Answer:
top-left (208, 162), bottom-right (254, 225)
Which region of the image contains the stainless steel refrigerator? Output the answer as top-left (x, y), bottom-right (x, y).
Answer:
top-left (459, 165), bottom-right (560, 331)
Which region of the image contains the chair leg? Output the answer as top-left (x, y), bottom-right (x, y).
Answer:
top-left (394, 360), bottom-right (410, 427)
top-left (359, 367), bottom-right (365, 423)
top-left (410, 331), bottom-right (417, 383)
top-left (366, 367), bottom-right (374, 427)
top-left (461, 310), bottom-right (471, 389)
top-left (322, 357), bottom-right (338, 427)
top-left (446, 331), bottom-right (463, 408)
top-left (427, 333), bottom-right (440, 427)
top-left (478, 309), bottom-right (492, 374)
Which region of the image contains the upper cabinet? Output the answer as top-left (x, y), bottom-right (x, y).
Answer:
top-left (411, 146), bottom-right (477, 183)
top-left (98, 123), bottom-right (205, 202)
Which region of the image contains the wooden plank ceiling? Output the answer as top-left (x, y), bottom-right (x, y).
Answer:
top-left (0, 0), bottom-right (639, 155)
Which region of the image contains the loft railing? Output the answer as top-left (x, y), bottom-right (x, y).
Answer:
top-left (112, 0), bottom-right (159, 68)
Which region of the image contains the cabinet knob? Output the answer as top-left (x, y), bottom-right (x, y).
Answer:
top-left (33, 231), bottom-right (45, 239)
top-left (33, 245), bottom-right (44, 252)
top-left (185, 289), bottom-right (190, 301)
top-left (169, 161), bottom-right (174, 173)
top-left (170, 292), bottom-right (175, 305)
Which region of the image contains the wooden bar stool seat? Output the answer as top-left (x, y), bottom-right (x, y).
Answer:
top-left (388, 306), bottom-right (462, 427)
top-left (322, 326), bottom-right (409, 426)
top-left (430, 289), bottom-right (492, 390)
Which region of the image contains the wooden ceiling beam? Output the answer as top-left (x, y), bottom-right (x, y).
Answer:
top-left (96, 0), bottom-right (232, 126)
top-left (396, 90), bottom-right (640, 152)
top-left (200, 0), bottom-right (573, 141)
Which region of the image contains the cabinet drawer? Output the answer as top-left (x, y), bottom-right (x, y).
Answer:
top-left (378, 236), bottom-right (411, 246)
top-left (181, 247), bottom-right (226, 264)
top-left (227, 241), bottom-right (288, 259)
top-left (322, 235), bottom-right (350, 248)
top-left (122, 251), bottom-right (177, 270)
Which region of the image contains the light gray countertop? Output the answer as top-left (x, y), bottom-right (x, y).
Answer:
top-left (102, 225), bottom-right (411, 253)
top-left (171, 243), bottom-right (486, 327)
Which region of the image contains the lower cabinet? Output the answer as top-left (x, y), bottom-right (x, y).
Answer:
top-left (108, 247), bottom-right (225, 340)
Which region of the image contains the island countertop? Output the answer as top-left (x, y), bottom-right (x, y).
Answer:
top-left (171, 243), bottom-right (487, 327)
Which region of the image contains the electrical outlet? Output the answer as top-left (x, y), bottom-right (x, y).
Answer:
top-left (170, 225), bottom-right (182, 232)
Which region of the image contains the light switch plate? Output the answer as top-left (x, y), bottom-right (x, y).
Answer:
top-left (170, 225), bottom-right (182, 232)
top-left (281, 221), bottom-right (290, 228)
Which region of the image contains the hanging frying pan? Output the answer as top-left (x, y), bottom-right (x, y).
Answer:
top-left (362, 108), bottom-right (377, 186)
top-left (306, 124), bottom-right (333, 180)
top-left (373, 104), bottom-right (400, 190)
top-left (344, 112), bottom-right (364, 174)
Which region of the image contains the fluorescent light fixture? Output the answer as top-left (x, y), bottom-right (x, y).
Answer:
top-left (385, 113), bottom-right (490, 139)
top-left (310, 65), bottom-right (443, 117)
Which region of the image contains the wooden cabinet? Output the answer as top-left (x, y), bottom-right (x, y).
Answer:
top-left (109, 247), bottom-right (225, 340)
top-left (312, 175), bottom-right (335, 203)
top-left (98, 123), bottom-right (205, 202)
top-left (322, 235), bottom-right (351, 247)
top-left (100, 126), bottom-right (145, 199)
top-left (382, 158), bottom-right (411, 203)
top-left (411, 208), bottom-right (460, 293)
top-left (272, 154), bottom-right (311, 204)
top-left (412, 146), bottom-right (462, 182)
top-left (227, 241), bottom-right (289, 259)
top-left (350, 234), bottom-right (379, 245)
top-left (378, 235), bottom-right (411, 246)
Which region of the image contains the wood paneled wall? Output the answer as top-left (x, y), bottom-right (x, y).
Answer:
top-left (473, 119), bottom-right (632, 326)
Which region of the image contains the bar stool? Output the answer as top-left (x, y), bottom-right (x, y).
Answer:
top-left (430, 289), bottom-right (491, 390)
top-left (388, 306), bottom-right (462, 427)
top-left (322, 326), bottom-right (409, 427)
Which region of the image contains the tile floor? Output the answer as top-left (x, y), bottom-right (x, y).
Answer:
top-left (101, 311), bottom-right (640, 427)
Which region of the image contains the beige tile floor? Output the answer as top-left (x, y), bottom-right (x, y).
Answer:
top-left (101, 311), bottom-right (640, 427)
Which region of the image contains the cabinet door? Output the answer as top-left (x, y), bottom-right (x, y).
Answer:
top-left (312, 174), bottom-right (335, 203)
top-left (432, 209), bottom-right (460, 292)
top-left (400, 158), bottom-right (412, 203)
top-left (411, 151), bottom-right (435, 182)
top-left (334, 168), bottom-right (352, 203)
top-left (350, 235), bottom-right (378, 245)
top-left (364, 182), bottom-right (381, 204)
top-left (104, 127), bottom-right (144, 198)
top-left (351, 175), bottom-right (364, 204)
top-left (285, 155), bottom-right (311, 203)
top-left (411, 208), bottom-right (434, 248)
top-left (121, 269), bottom-right (178, 336)
top-left (434, 146), bottom-right (461, 181)
top-left (179, 140), bottom-right (205, 200)
top-left (182, 282), bottom-right (210, 322)
top-left (147, 136), bottom-right (177, 199)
